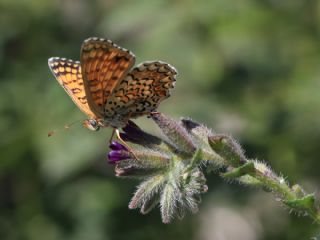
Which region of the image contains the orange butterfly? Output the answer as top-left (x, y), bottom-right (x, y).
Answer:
top-left (48, 37), bottom-right (177, 136)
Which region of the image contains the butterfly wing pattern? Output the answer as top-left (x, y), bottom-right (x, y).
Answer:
top-left (80, 38), bottom-right (136, 119)
top-left (48, 58), bottom-right (96, 119)
top-left (49, 37), bottom-right (177, 130)
top-left (106, 61), bottom-right (177, 121)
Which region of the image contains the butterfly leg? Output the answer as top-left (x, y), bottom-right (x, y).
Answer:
top-left (114, 128), bottom-right (139, 160)
top-left (109, 128), bottom-right (116, 144)
top-left (148, 111), bottom-right (159, 117)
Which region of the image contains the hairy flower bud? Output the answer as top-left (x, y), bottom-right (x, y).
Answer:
top-left (208, 134), bottom-right (246, 166)
top-left (151, 112), bottom-right (196, 155)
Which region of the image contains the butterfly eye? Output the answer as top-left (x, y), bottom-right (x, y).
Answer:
top-left (83, 119), bottom-right (100, 131)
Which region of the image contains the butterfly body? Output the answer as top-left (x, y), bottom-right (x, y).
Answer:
top-left (48, 37), bottom-right (177, 130)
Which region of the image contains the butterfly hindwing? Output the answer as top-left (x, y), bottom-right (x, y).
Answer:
top-left (104, 61), bottom-right (177, 119)
top-left (80, 37), bottom-right (136, 115)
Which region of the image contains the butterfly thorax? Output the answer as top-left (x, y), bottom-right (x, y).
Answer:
top-left (82, 115), bottom-right (129, 131)
top-left (103, 115), bottom-right (127, 128)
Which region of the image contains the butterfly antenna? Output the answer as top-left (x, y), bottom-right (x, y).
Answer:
top-left (48, 120), bottom-right (82, 137)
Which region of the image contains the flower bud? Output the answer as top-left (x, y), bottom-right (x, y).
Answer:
top-left (151, 112), bottom-right (196, 155)
top-left (208, 134), bottom-right (246, 166)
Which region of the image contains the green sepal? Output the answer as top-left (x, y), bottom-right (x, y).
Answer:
top-left (284, 194), bottom-right (316, 211)
top-left (238, 175), bottom-right (263, 187)
top-left (221, 162), bottom-right (255, 178)
top-left (183, 148), bottom-right (203, 177)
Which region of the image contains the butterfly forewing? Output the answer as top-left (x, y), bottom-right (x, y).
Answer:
top-left (80, 38), bottom-right (136, 116)
top-left (105, 61), bottom-right (177, 119)
top-left (48, 57), bottom-right (98, 118)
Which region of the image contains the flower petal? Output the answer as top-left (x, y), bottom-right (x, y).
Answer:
top-left (121, 120), bottom-right (161, 145)
top-left (109, 141), bottom-right (127, 151)
top-left (107, 150), bottom-right (131, 164)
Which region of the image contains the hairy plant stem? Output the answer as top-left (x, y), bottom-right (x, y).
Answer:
top-left (208, 135), bottom-right (320, 225)
top-left (253, 167), bottom-right (320, 224)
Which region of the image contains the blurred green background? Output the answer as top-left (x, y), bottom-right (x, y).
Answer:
top-left (1, 0), bottom-right (320, 239)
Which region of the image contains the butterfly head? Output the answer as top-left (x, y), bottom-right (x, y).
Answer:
top-left (83, 119), bottom-right (101, 131)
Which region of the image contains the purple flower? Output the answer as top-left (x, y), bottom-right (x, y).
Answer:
top-left (108, 141), bottom-right (131, 164)
top-left (109, 141), bottom-right (127, 151)
top-left (120, 120), bottom-right (161, 146)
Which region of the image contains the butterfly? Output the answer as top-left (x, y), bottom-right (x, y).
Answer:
top-left (48, 37), bottom-right (177, 135)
